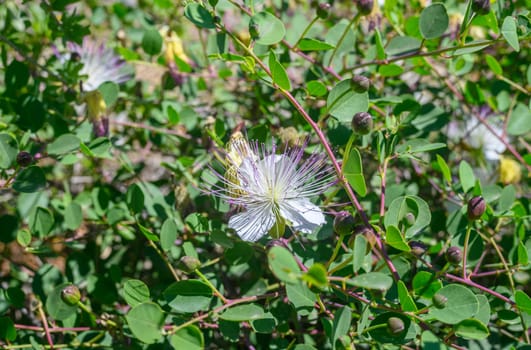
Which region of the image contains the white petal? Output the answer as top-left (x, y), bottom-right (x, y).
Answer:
top-left (279, 199), bottom-right (325, 234)
top-left (228, 204), bottom-right (275, 242)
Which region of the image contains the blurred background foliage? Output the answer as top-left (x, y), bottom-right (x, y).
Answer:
top-left (0, 0), bottom-right (530, 349)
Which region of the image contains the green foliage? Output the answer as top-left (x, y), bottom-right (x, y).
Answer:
top-left (0, 0), bottom-right (529, 349)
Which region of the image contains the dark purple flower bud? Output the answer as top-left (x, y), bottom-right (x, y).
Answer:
top-left (467, 196), bottom-right (486, 220)
top-left (92, 118), bottom-right (109, 138)
top-left (472, 0), bottom-right (490, 15)
top-left (387, 317), bottom-right (405, 335)
top-left (351, 112), bottom-right (373, 135)
top-left (446, 246), bottom-right (462, 265)
top-left (356, 0), bottom-right (374, 16)
top-left (16, 151), bottom-right (33, 167)
top-left (333, 211), bottom-right (356, 235)
top-left (61, 285), bottom-right (81, 306)
top-left (351, 75), bottom-right (370, 93)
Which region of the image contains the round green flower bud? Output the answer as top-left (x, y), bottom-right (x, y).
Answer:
top-left (405, 212), bottom-right (415, 226)
top-left (467, 196), bottom-right (486, 220)
top-left (351, 75), bottom-right (370, 93)
top-left (387, 317), bottom-right (405, 336)
top-left (351, 112), bottom-right (373, 135)
top-left (446, 246), bottom-right (463, 265)
top-left (333, 211), bottom-right (356, 235)
top-left (471, 0), bottom-right (490, 15)
top-left (409, 241), bottom-right (427, 257)
top-left (16, 151), bottom-right (33, 167)
top-left (316, 3), bottom-right (331, 19)
top-left (356, 0), bottom-right (374, 16)
top-left (432, 293), bottom-right (448, 309)
top-left (61, 285), bottom-right (81, 306)
top-left (179, 256), bottom-right (201, 273)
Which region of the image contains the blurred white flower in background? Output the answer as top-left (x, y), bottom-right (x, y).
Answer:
top-left (208, 133), bottom-right (335, 242)
top-left (66, 37), bottom-right (132, 92)
top-left (448, 117), bottom-right (506, 162)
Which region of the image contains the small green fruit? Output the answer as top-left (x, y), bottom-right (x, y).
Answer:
top-left (179, 256), bottom-right (201, 273)
top-left (333, 211), bottom-right (356, 235)
top-left (387, 317), bottom-right (405, 336)
top-left (351, 112), bottom-right (373, 135)
top-left (351, 75), bottom-right (370, 93)
top-left (432, 293), bottom-right (448, 309)
top-left (61, 285), bottom-right (81, 306)
top-left (446, 246), bottom-right (463, 265)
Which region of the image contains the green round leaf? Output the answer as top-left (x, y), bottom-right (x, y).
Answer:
top-left (428, 284), bottom-right (479, 324)
top-left (142, 29), bottom-right (163, 56)
top-left (412, 271), bottom-right (442, 299)
top-left (123, 279), bottom-right (150, 307)
top-left (219, 304), bottom-right (265, 321)
top-left (419, 3), bottom-right (449, 39)
top-left (384, 195), bottom-right (431, 238)
top-left (501, 16), bottom-right (520, 52)
top-left (0, 133), bottom-right (18, 169)
top-left (378, 64), bottom-right (404, 77)
top-left (306, 80), bottom-right (328, 97)
top-left (348, 272), bottom-right (393, 291)
top-left (455, 319), bottom-right (489, 340)
top-left (12, 166), bottom-right (46, 193)
top-left (386, 225), bottom-right (411, 252)
top-left (5, 60), bottom-right (30, 90)
top-left (485, 54), bottom-right (502, 75)
top-left (327, 79), bottom-right (369, 123)
top-left (17, 97), bottom-right (45, 132)
top-left (286, 282), bottom-right (316, 316)
top-left (16, 230), bottom-right (32, 247)
top-left (125, 302), bottom-right (165, 344)
top-left (302, 263), bottom-right (328, 289)
top-left (163, 280), bottom-right (212, 313)
top-left (225, 241), bottom-right (254, 265)
top-left (386, 36), bottom-right (421, 56)
top-left (170, 325), bottom-right (204, 350)
top-left (0, 316), bottom-right (17, 341)
top-left (47, 134), bottom-right (81, 155)
top-left (268, 246), bottom-right (301, 284)
top-left (298, 38), bottom-right (334, 51)
top-left (160, 218), bottom-right (178, 252)
top-left (507, 103), bottom-right (531, 136)
top-left (45, 283), bottom-right (78, 321)
top-left (184, 3), bottom-right (215, 29)
top-left (269, 51), bottom-right (291, 91)
top-left (249, 11), bottom-right (286, 45)
top-left (126, 184), bottom-right (145, 214)
top-left (98, 81), bottom-right (120, 107)
top-left (29, 207), bottom-right (55, 237)
top-left (515, 290), bottom-right (531, 315)
top-left (251, 312), bottom-right (277, 333)
top-left (65, 202), bottom-right (82, 230)
top-left (332, 307), bottom-right (352, 346)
